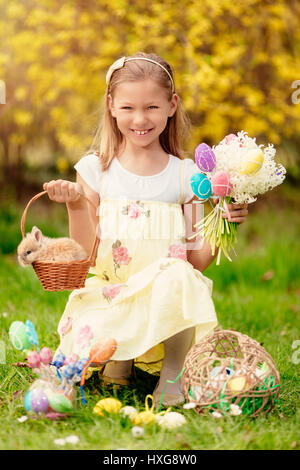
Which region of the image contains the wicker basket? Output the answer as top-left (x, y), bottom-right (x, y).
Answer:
top-left (20, 191), bottom-right (100, 292)
top-left (181, 329), bottom-right (280, 417)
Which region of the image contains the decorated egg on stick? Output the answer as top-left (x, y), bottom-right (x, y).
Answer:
top-left (190, 173), bottom-right (212, 200)
top-left (211, 171), bottom-right (233, 197)
top-left (39, 347), bottom-right (53, 365)
top-left (27, 350), bottom-right (41, 369)
top-left (195, 143), bottom-right (216, 172)
top-left (80, 338), bottom-right (117, 386)
top-left (239, 149), bottom-right (264, 175)
top-left (9, 321), bottom-right (31, 351)
top-left (225, 134), bottom-right (238, 144)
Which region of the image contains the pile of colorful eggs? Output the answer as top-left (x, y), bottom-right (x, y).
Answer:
top-left (24, 350), bottom-right (89, 416)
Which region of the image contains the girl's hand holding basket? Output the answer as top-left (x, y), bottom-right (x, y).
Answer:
top-left (42, 180), bottom-right (83, 204)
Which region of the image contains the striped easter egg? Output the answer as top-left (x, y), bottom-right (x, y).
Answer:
top-left (211, 171), bottom-right (232, 197)
top-left (195, 143), bottom-right (216, 172)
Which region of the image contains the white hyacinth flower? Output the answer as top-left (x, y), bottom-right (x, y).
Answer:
top-left (212, 411), bottom-right (223, 419)
top-left (229, 404), bottom-right (242, 416)
top-left (156, 412), bottom-right (187, 430)
top-left (183, 402), bottom-right (197, 410)
top-left (17, 416), bottom-right (28, 423)
top-left (65, 435), bottom-right (79, 444)
top-left (53, 438), bottom-right (66, 446)
top-left (119, 406), bottom-right (138, 420)
top-left (131, 426), bottom-right (144, 438)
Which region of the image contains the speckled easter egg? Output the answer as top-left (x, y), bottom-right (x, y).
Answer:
top-left (239, 149), bottom-right (264, 175)
top-left (190, 173), bottom-right (212, 200)
top-left (195, 143), bottom-right (216, 172)
top-left (30, 389), bottom-right (49, 414)
top-left (211, 171), bottom-right (232, 197)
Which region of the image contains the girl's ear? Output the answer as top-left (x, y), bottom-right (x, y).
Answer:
top-left (168, 93), bottom-right (178, 117)
top-left (107, 94), bottom-right (116, 118)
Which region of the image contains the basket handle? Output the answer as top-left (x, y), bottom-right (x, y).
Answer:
top-left (20, 191), bottom-right (100, 265)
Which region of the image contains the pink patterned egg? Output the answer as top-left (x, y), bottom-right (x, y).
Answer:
top-left (225, 134), bottom-right (238, 144)
top-left (211, 171), bottom-right (232, 197)
top-left (27, 350), bottom-right (41, 368)
top-left (39, 347), bottom-right (53, 365)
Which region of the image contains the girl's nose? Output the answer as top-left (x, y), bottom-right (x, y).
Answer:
top-left (132, 112), bottom-right (147, 127)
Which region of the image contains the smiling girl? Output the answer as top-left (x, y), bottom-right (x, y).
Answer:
top-left (43, 52), bottom-right (248, 407)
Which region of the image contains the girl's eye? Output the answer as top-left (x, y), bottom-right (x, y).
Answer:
top-left (121, 106), bottom-right (158, 110)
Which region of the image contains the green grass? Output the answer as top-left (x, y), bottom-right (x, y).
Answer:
top-left (0, 186), bottom-right (299, 450)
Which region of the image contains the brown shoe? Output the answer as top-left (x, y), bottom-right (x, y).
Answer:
top-left (99, 360), bottom-right (136, 388)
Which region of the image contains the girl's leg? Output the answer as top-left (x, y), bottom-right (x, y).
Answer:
top-left (101, 360), bottom-right (133, 385)
top-left (153, 327), bottom-right (194, 403)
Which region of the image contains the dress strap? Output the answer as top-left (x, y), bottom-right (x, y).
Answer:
top-left (177, 159), bottom-right (185, 204)
top-left (101, 170), bottom-right (108, 200)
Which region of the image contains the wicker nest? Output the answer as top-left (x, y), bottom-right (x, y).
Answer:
top-left (181, 329), bottom-right (280, 417)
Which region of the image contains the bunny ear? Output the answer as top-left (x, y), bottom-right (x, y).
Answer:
top-left (31, 226), bottom-right (42, 242)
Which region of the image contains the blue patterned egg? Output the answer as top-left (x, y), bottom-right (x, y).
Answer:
top-left (190, 173), bottom-right (212, 200)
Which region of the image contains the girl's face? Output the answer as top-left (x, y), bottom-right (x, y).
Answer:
top-left (108, 79), bottom-right (178, 151)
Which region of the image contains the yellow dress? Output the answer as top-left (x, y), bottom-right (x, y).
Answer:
top-left (57, 160), bottom-right (218, 374)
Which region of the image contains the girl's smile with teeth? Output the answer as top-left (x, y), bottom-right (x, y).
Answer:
top-left (131, 129), bottom-right (153, 135)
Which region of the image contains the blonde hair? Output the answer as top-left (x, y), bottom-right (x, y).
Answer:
top-left (88, 52), bottom-right (191, 170)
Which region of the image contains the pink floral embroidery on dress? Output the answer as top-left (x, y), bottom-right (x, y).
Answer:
top-left (111, 240), bottom-right (132, 278)
top-left (122, 201), bottom-right (150, 218)
top-left (168, 243), bottom-right (187, 261)
top-left (76, 325), bottom-right (93, 349)
top-left (112, 245), bottom-right (132, 265)
top-left (60, 317), bottom-right (72, 336)
top-left (102, 283), bottom-right (124, 303)
top-left (128, 203), bottom-right (140, 218)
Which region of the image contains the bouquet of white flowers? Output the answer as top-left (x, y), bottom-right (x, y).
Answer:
top-left (188, 131), bottom-right (286, 265)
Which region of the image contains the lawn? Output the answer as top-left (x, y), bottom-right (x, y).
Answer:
top-left (0, 185), bottom-right (299, 450)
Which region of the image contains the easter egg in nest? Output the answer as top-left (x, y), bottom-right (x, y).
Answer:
top-left (239, 149), bottom-right (264, 176)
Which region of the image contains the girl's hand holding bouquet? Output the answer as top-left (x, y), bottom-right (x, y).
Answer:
top-left (188, 131), bottom-right (286, 265)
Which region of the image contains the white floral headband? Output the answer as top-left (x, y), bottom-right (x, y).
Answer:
top-left (105, 56), bottom-right (175, 93)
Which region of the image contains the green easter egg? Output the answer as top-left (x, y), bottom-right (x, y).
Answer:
top-left (9, 321), bottom-right (31, 351)
top-left (48, 393), bottom-right (73, 413)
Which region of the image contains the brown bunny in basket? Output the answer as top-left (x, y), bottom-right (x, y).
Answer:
top-left (17, 226), bottom-right (87, 267)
